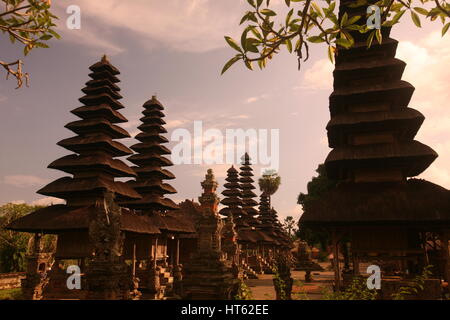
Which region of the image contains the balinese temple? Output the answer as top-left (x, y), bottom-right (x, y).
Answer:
top-left (299, 0), bottom-right (450, 298)
top-left (120, 96), bottom-right (195, 298)
top-left (7, 56), bottom-right (163, 300)
top-left (238, 154), bottom-right (283, 273)
top-left (220, 166), bottom-right (247, 231)
top-left (255, 192), bottom-right (279, 273)
top-left (239, 153), bottom-right (261, 228)
top-left (220, 166), bottom-right (258, 278)
top-left (269, 208), bottom-right (292, 251)
top-left (123, 96), bottom-right (178, 213)
top-left (182, 169), bottom-right (239, 299)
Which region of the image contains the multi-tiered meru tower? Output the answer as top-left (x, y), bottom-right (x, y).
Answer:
top-left (122, 96), bottom-right (178, 213)
top-left (299, 0), bottom-right (450, 296)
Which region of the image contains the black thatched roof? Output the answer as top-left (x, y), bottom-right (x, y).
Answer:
top-left (6, 204), bottom-right (160, 235)
top-left (299, 179), bottom-right (450, 227)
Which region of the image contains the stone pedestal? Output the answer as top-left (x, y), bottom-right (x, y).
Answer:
top-left (182, 169), bottom-right (240, 299)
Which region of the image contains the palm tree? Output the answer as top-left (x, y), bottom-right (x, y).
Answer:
top-left (258, 169), bottom-right (281, 208)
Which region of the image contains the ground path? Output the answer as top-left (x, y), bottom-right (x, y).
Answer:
top-left (244, 263), bottom-right (335, 300)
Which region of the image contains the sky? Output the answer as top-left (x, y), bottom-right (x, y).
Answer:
top-left (0, 0), bottom-right (449, 222)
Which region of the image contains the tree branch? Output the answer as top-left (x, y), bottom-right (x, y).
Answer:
top-left (435, 0), bottom-right (450, 18)
top-left (0, 4), bottom-right (31, 18)
top-left (0, 60), bottom-right (29, 89)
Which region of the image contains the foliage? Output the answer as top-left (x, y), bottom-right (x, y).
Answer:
top-left (272, 254), bottom-right (293, 300)
top-left (234, 280), bottom-right (253, 300)
top-left (258, 169), bottom-right (281, 197)
top-left (0, 0), bottom-right (60, 88)
top-left (322, 277), bottom-right (379, 300)
top-left (292, 279), bottom-right (310, 300)
top-left (282, 216), bottom-right (297, 238)
top-left (0, 203), bottom-right (41, 273)
top-left (391, 265), bottom-right (434, 300)
top-left (296, 164), bottom-right (337, 249)
top-left (222, 0), bottom-right (450, 74)
top-left (0, 288), bottom-right (23, 300)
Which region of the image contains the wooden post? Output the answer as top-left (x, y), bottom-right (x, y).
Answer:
top-left (176, 238), bottom-right (180, 265)
top-left (153, 238), bottom-right (158, 268)
top-left (441, 230), bottom-right (450, 283)
top-left (353, 253), bottom-right (360, 276)
top-left (132, 243), bottom-right (136, 277)
top-left (332, 230), bottom-right (341, 291)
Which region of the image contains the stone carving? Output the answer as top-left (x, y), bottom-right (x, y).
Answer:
top-left (86, 191), bottom-right (129, 300)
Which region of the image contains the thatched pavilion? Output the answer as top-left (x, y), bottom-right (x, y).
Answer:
top-left (299, 0), bottom-right (450, 298)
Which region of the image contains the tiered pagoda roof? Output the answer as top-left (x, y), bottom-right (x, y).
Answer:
top-left (269, 208), bottom-right (291, 248)
top-left (325, 0), bottom-right (437, 182)
top-left (300, 0), bottom-right (450, 226)
top-left (257, 192), bottom-right (278, 245)
top-left (39, 56), bottom-right (141, 207)
top-left (220, 166), bottom-right (247, 230)
top-left (122, 96), bottom-right (178, 213)
top-left (239, 153), bottom-right (260, 228)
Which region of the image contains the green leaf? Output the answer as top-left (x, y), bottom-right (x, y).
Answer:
top-left (285, 0), bottom-right (290, 6)
top-left (285, 38), bottom-right (292, 53)
top-left (391, 10), bottom-right (406, 25)
top-left (260, 9), bottom-right (276, 16)
top-left (246, 38), bottom-right (260, 53)
top-left (245, 59), bottom-right (253, 70)
top-left (367, 30), bottom-right (375, 48)
top-left (221, 55), bottom-right (242, 75)
top-left (286, 8), bottom-right (294, 26)
top-left (340, 12), bottom-right (348, 27)
top-left (240, 12), bottom-right (249, 25)
top-left (413, 7), bottom-right (428, 16)
top-left (307, 36), bottom-right (325, 43)
top-left (442, 22), bottom-right (450, 37)
top-left (327, 45), bottom-right (335, 64)
top-left (336, 38), bottom-right (352, 49)
top-left (224, 36), bottom-right (242, 52)
top-left (411, 11), bottom-right (421, 28)
top-left (347, 15), bottom-right (361, 25)
top-left (375, 28), bottom-right (382, 44)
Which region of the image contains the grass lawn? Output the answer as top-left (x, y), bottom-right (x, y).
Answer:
top-left (0, 288), bottom-right (23, 300)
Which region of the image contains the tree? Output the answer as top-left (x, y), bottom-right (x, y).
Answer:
top-left (258, 169), bottom-right (281, 207)
top-left (221, 0), bottom-right (450, 74)
top-left (1, 0), bottom-right (60, 88)
top-left (0, 203), bottom-right (41, 272)
top-left (296, 164), bottom-right (338, 249)
top-left (282, 216), bottom-right (297, 238)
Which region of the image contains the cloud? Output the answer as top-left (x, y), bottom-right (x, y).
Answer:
top-left (54, 0), bottom-right (249, 53)
top-left (3, 175), bottom-right (48, 188)
top-left (31, 197), bottom-right (65, 206)
top-left (245, 94), bottom-right (270, 104)
top-left (395, 31), bottom-right (450, 189)
top-left (296, 58), bottom-right (334, 91)
top-left (166, 119), bottom-right (189, 129)
top-left (53, 4), bottom-right (125, 56)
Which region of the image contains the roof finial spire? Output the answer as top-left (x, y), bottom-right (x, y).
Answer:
top-left (101, 54), bottom-right (109, 63)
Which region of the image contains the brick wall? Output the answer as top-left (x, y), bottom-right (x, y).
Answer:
top-left (0, 273), bottom-right (26, 290)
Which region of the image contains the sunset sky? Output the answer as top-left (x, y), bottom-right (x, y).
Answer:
top-left (0, 0), bottom-right (449, 221)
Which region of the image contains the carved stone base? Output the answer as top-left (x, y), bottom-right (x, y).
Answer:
top-left (85, 261), bottom-right (130, 300)
top-left (182, 250), bottom-right (240, 300)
